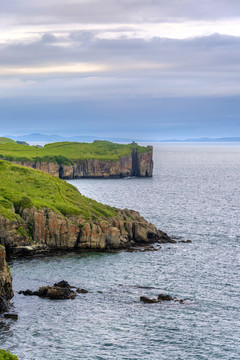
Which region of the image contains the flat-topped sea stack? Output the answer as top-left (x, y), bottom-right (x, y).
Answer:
top-left (0, 139), bottom-right (153, 179)
top-left (0, 161), bottom-right (170, 256)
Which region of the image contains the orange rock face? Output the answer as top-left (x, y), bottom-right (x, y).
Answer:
top-left (0, 205), bottom-right (171, 255)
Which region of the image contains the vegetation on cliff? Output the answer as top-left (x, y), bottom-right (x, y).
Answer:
top-left (0, 349), bottom-right (18, 360)
top-left (0, 160), bottom-right (116, 220)
top-left (0, 139), bottom-right (152, 164)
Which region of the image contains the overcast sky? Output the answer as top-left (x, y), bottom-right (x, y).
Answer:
top-left (0, 0), bottom-right (240, 139)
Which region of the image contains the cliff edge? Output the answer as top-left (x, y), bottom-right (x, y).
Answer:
top-left (0, 140), bottom-right (153, 179)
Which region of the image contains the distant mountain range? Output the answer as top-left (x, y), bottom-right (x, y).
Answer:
top-left (5, 133), bottom-right (134, 144)
top-left (4, 133), bottom-right (240, 144)
top-left (159, 137), bottom-right (240, 143)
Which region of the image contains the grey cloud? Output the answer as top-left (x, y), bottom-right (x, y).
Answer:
top-left (41, 33), bottom-right (59, 43)
top-left (0, 31), bottom-right (240, 98)
top-left (1, 32), bottom-right (240, 72)
top-left (1, 0), bottom-right (240, 25)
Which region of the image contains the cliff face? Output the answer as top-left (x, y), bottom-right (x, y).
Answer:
top-left (0, 206), bottom-right (170, 255)
top-left (14, 148), bottom-right (153, 179)
top-left (0, 246), bottom-right (13, 312)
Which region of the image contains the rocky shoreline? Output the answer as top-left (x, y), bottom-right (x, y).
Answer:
top-left (1, 207), bottom-right (172, 258)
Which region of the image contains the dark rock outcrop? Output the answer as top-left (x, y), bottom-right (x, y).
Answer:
top-left (13, 148), bottom-right (153, 179)
top-left (140, 293), bottom-right (184, 304)
top-left (157, 294), bottom-right (174, 302)
top-left (19, 280), bottom-right (87, 300)
top-left (0, 246), bottom-right (14, 312)
top-left (140, 296), bottom-right (158, 304)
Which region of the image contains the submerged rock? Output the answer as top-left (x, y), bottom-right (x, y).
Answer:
top-left (140, 293), bottom-right (184, 304)
top-left (76, 288), bottom-right (88, 294)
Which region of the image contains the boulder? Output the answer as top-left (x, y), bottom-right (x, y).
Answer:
top-left (157, 294), bottom-right (174, 301)
top-left (140, 296), bottom-right (158, 304)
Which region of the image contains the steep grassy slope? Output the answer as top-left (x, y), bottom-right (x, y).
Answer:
top-left (0, 137), bottom-right (16, 144)
top-left (0, 140), bottom-right (151, 164)
top-left (0, 160), bottom-right (116, 221)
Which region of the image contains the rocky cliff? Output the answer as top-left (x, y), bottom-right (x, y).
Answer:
top-left (0, 207), bottom-right (171, 256)
top-left (0, 246), bottom-right (13, 312)
top-left (14, 148), bottom-right (153, 179)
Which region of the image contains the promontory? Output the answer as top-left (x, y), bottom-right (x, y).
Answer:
top-left (0, 160), bottom-right (170, 256)
top-left (0, 138), bottom-right (153, 179)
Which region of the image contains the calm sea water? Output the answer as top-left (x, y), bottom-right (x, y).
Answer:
top-left (1, 144), bottom-right (239, 360)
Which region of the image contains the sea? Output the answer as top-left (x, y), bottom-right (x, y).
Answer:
top-left (0, 143), bottom-right (239, 360)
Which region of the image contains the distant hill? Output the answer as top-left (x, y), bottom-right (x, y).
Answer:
top-left (6, 133), bottom-right (133, 144)
top-left (159, 137), bottom-right (240, 143)
top-left (4, 133), bottom-right (240, 144)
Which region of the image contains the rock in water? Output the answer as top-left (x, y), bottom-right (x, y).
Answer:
top-left (19, 280), bottom-right (88, 300)
top-left (157, 294), bottom-right (174, 301)
top-left (140, 296), bottom-right (158, 304)
top-left (140, 293), bottom-right (183, 304)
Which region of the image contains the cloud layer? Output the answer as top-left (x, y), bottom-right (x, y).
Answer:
top-left (0, 0), bottom-right (239, 138)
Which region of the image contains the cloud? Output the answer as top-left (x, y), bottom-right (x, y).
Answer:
top-left (0, 32), bottom-right (240, 99)
top-left (2, 0), bottom-right (240, 24)
top-left (0, 0), bottom-right (239, 138)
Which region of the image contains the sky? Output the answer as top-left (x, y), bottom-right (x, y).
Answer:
top-left (0, 0), bottom-right (240, 140)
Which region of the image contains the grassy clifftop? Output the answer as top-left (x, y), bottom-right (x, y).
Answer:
top-left (0, 160), bottom-right (116, 221)
top-left (0, 140), bottom-right (152, 164)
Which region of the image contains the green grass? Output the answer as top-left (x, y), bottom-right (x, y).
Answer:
top-left (0, 349), bottom-right (18, 360)
top-left (0, 137), bottom-right (16, 144)
top-left (0, 140), bottom-right (152, 164)
top-left (0, 160), bottom-right (117, 221)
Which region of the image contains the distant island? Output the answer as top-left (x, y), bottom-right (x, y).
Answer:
top-left (0, 138), bottom-right (153, 179)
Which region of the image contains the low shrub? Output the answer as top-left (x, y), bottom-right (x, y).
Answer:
top-left (0, 349), bottom-right (18, 360)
